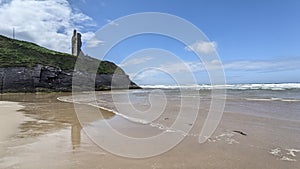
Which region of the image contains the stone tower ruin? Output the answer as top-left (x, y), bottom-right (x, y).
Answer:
top-left (71, 29), bottom-right (82, 56)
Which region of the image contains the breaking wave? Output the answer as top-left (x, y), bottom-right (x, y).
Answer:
top-left (140, 83), bottom-right (300, 91)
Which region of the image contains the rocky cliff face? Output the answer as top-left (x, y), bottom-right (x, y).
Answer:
top-left (0, 64), bottom-right (140, 93)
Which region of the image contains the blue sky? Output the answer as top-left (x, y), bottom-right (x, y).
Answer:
top-left (1, 0), bottom-right (300, 84)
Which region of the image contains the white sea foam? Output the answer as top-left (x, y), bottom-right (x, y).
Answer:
top-left (208, 131), bottom-right (240, 145)
top-left (141, 83), bottom-right (300, 90)
top-left (87, 102), bottom-right (151, 125)
top-left (280, 156), bottom-right (297, 162)
top-left (286, 149), bottom-right (300, 157)
top-left (59, 96), bottom-right (159, 125)
top-left (270, 148), bottom-right (281, 156)
top-left (149, 122), bottom-right (188, 136)
top-left (269, 148), bottom-right (300, 162)
top-left (246, 97), bottom-right (300, 102)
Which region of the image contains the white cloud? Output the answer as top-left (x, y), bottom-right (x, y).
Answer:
top-left (85, 37), bottom-right (105, 48)
top-left (186, 58), bottom-right (300, 72)
top-left (125, 61), bottom-right (200, 83)
top-left (185, 41), bottom-right (217, 54)
top-left (130, 69), bottom-right (160, 80)
top-left (223, 58), bottom-right (300, 71)
top-left (120, 56), bottom-right (154, 67)
top-left (125, 56), bottom-right (300, 85)
top-left (157, 60), bottom-right (223, 74)
top-left (0, 0), bottom-right (95, 53)
top-left (106, 19), bottom-right (119, 26)
top-left (159, 62), bottom-right (193, 74)
top-left (164, 58), bottom-right (300, 73)
top-left (128, 57), bottom-right (300, 84)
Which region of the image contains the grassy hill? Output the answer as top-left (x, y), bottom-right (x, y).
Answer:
top-left (0, 35), bottom-right (125, 74)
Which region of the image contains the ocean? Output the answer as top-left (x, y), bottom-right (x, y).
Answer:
top-left (60, 83), bottom-right (300, 123)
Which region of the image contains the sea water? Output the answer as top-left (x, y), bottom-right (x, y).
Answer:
top-left (59, 83), bottom-right (300, 123)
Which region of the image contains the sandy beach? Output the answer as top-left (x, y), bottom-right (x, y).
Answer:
top-left (0, 91), bottom-right (299, 169)
top-left (1, 0), bottom-right (299, 168)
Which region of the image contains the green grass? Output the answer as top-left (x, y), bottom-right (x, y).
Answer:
top-left (0, 35), bottom-right (125, 74)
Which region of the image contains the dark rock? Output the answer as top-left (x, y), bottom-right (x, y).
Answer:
top-left (233, 130), bottom-right (247, 136)
top-left (0, 64), bottom-right (140, 93)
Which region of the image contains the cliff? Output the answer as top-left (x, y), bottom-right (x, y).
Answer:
top-left (0, 35), bottom-right (140, 93)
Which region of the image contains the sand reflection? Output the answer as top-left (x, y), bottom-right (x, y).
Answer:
top-left (0, 93), bottom-right (115, 149)
top-left (71, 115), bottom-right (82, 149)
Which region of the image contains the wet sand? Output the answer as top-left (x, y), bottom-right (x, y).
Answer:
top-left (0, 92), bottom-right (299, 169)
top-left (0, 101), bottom-right (24, 142)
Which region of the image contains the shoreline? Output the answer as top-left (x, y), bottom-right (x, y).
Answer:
top-left (0, 101), bottom-right (24, 142)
